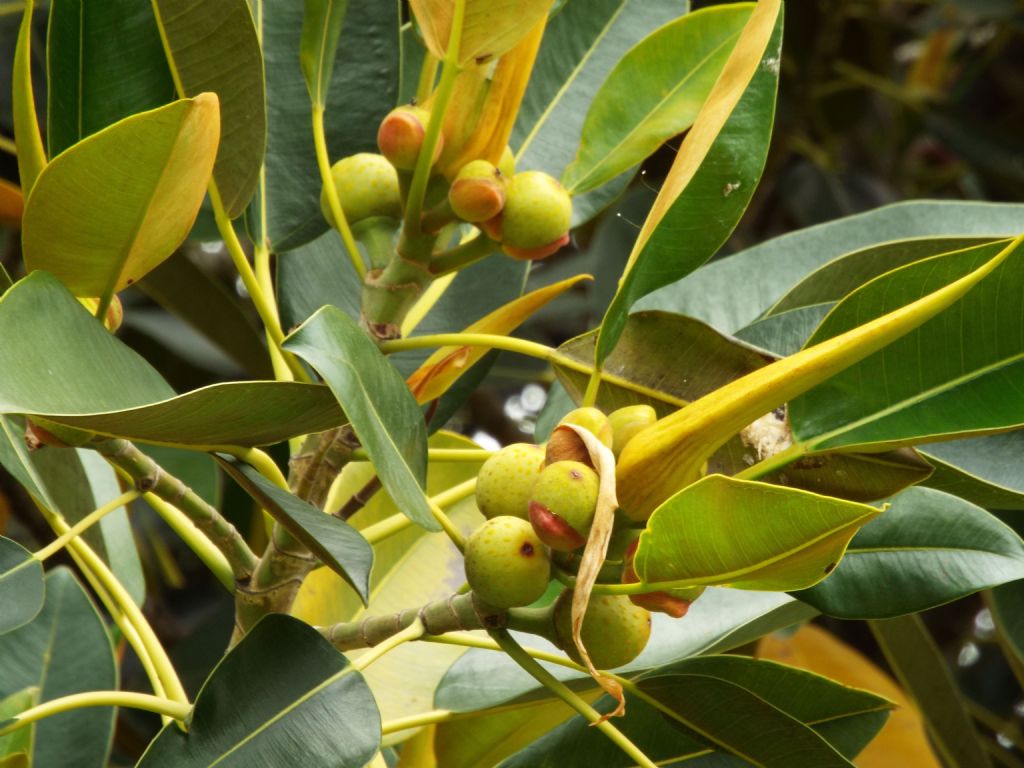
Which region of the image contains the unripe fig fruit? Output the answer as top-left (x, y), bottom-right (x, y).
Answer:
top-left (554, 590), bottom-right (651, 669)
top-left (475, 443), bottom-right (545, 520)
top-left (500, 171), bottom-right (572, 260)
top-left (608, 404), bottom-right (657, 458)
top-left (621, 540), bottom-right (704, 619)
top-left (528, 460), bottom-right (599, 551)
top-left (498, 145), bottom-right (516, 178)
top-left (449, 160), bottom-right (506, 223)
top-left (479, 213), bottom-right (503, 241)
top-left (320, 153), bottom-right (401, 228)
top-left (545, 407), bottom-right (613, 466)
top-left (77, 295), bottom-right (123, 332)
top-left (377, 106), bottom-right (443, 170)
top-left (464, 516), bottom-right (550, 608)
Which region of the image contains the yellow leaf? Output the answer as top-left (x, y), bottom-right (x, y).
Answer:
top-left (757, 624), bottom-right (941, 768)
top-left (410, 0), bottom-right (553, 66)
top-left (616, 234), bottom-right (1023, 520)
top-left (406, 274), bottom-right (591, 403)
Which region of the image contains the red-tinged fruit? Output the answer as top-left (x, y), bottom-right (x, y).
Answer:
top-left (545, 407), bottom-right (613, 466)
top-left (554, 590), bottom-right (651, 669)
top-left (500, 171), bottom-right (572, 261)
top-left (449, 160), bottom-right (506, 223)
top-left (320, 153), bottom-right (401, 228)
top-left (465, 516), bottom-right (551, 608)
top-left (377, 106), bottom-right (442, 170)
top-left (479, 213), bottom-right (503, 241)
top-left (622, 539), bottom-right (704, 618)
top-left (529, 500), bottom-right (587, 552)
top-left (528, 460), bottom-right (599, 551)
top-left (475, 442), bottom-right (545, 520)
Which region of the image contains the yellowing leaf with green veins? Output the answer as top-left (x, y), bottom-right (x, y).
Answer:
top-left (407, 274), bottom-right (591, 403)
top-left (635, 475), bottom-right (881, 592)
top-left (22, 96), bottom-right (219, 300)
top-left (616, 234), bottom-right (1023, 520)
top-left (410, 0), bottom-right (553, 66)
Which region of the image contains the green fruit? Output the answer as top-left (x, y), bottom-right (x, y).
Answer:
top-left (608, 405), bottom-right (657, 458)
top-left (449, 160), bottom-right (506, 223)
top-left (320, 153), bottom-right (401, 228)
top-left (500, 171), bottom-right (572, 260)
top-left (498, 145), bottom-right (516, 177)
top-left (377, 106), bottom-right (442, 170)
top-left (465, 516), bottom-right (550, 608)
top-left (554, 590), bottom-right (651, 669)
top-left (528, 460), bottom-right (599, 551)
top-left (560, 407), bottom-right (613, 449)
top-left (475, 443), bottom-right (545, 519)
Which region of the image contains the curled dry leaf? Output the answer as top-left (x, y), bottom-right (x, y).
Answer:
top-left (561, 423), bottom-right (626, 719)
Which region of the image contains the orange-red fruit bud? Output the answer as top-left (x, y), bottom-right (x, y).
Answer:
top-left (621, 540), bottom-right (702, 619)
top-left (529, 500), bottom-right (587, 552)
top-left (503, 232), bottom-right (571, 261)
top-left (377, 106), bottom-right (442, 170)
top-left (480, 213), bottom-right (503, 241)
top-left (449, 160), bottom-right (506, 223)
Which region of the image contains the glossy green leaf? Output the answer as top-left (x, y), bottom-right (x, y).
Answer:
top-left (0, 273), bottom-right (342, 446)
top-left (734, 304), bottom-right (833, 357)
top-left (763, 237), bottom-right (997, 318)
top-left (796, 487), bottom-right (1024, 618)
top-left (436, 589), bottom-right (816, 712)
top-left (0, 538), bottom-right (43, 635)
top-left (0, 569), bottom-right (116, 768)
top-left (300, 0), bottom-right (348, 108)
top-left (636, 475), bottom-right (880, 591)
top-left (790, 238), bottom-right (1024, 452)
top-left (919, 433), bottom-right (1024, 510)
top-left (46, 0), bottom-right (175, 157)
top-left (152, 0), bottom-right (265, 218)
top-left (0, 418), bottom-right (143, 603)
top-left (870, 615), bottom-right (991, 768)
top-left (0, 688), bottom-right (36, 760)
top-left (13, 0), bottom-right (46, 195)
top-left (138, 251), bottom-right (273, 378)
top-left (503, 655), bottom-right (888, 767)
top-left (23, 96), bottom-right (219, 299)
top-left (638, 200), bottom-right (1024, 333)
top-left (563, 4), bottom-right (751, 194)
top-left (555, 312), bottom-right (930, 502)
top-left (595, 1), bottom-right (781, 364)
top-left (513, 0), bottom-right (684, 224)
top-left (293, 432), bottom-right (485, 726)
top-left (258, 1), bottom-right (399, 251)
top-left (284, 306), bottom-right (435, 530)
top-left (218, 455), bottom-right (372, 604)
top-left (139, 614), bottom-right (380, 767)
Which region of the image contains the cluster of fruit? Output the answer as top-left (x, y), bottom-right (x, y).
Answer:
top-left (321, 104), bottom-right (573, 262)
top-left (464, 406), bottom-right (705, 669)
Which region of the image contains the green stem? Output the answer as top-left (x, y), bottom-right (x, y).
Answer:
top-left (352, 618), bottom-right (426, 670)
top-left (415, 53), bottom-right (440, 104)
top-left (488, 629), bottom-right (657, 768)
top-left (142, 492), bottom-right (234, 591)
top-left (354, 478), bottom-right (476, 545)
top-left (402, 0), bottom-right (467, 238)
top-left (34, 490), bottom-right (139, 562)
top-left (0, 691), bottom-right (190, 738)
top-left (312, 104), bottom-right (366, 280)
top-left (381, 708), bottom-right (458, 736)
top-left (429, 234), bottom-right (501, 276)
top-left (94, 438), bottom-right (258, 581)
top-left (224, 446), bottom-right (290, 491)
top-left (208, 182), bottom-right (309, 383)
top-left (379, 332), bottom-right (556, 361)
top-left (46, 512), bottom-right (189, 707)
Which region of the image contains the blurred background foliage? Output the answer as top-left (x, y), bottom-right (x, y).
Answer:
top-left (0, 0), bottom-right (1023, 762)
